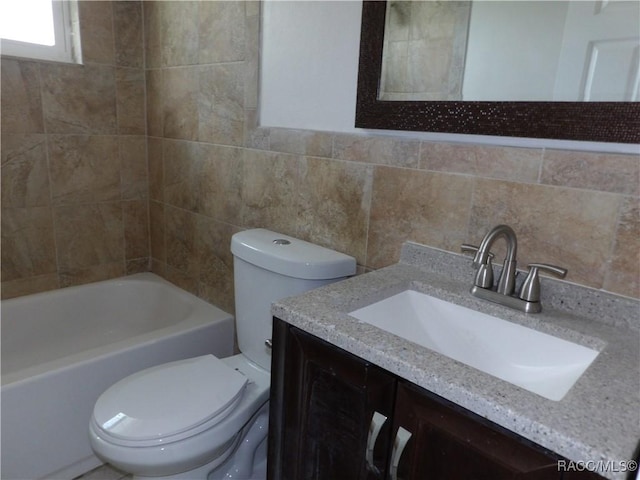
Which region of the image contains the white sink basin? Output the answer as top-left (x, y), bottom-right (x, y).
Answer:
top-left (349, 290), bottom-right (599, 401)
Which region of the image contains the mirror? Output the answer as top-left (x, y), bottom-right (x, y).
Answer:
top-left (356, 1), bottom-right (640, 143)
top-left (380, 1), bottom-right (640, 102)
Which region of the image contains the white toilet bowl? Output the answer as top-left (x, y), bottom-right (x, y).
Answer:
top-left (89, 354), bottom-right (270, 480)
top-left (89, 229), bottom-right (356, 480)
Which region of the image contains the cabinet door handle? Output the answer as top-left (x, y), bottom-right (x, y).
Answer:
top-left (365, 411), bottom-right (388, 471)
top-left (389, 427), bottom-right (412, 480)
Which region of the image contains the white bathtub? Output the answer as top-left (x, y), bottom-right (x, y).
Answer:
top-left (1, 273), bottom-right (235, 480)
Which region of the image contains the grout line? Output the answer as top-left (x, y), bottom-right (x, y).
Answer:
top-left (39, 61), bottom-right (63, 289)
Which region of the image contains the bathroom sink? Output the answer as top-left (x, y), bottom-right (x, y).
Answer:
top-left (348, 290), bottom-right (599, 401)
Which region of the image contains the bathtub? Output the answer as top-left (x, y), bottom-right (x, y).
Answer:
top-left (1, 273), bottom-right (234, 480)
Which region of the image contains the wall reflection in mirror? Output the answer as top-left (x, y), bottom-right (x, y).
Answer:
top-left (380, 0), bottom-right (640, 102)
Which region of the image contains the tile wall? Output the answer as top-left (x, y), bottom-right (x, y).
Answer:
top-left (2, 1), bottom-right (638, 310)
top-left (1, 1), bottom-right (148, 298)
top-left (145, 1), bottom-right (639, 313)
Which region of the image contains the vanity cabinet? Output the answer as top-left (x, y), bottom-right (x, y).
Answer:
top-left (391, 381), bottom-right (561, 480)
top-left (268, 317), bottom-right (395, 480)
top-left (268, 318), bottom-right (606, 480)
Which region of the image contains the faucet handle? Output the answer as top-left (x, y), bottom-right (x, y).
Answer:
top-left (461, 244), bottom-right (495, 288)
top-left (519, 263), bottom-right (568, 302)
top-left (461, 243), bottom-right (479, 254)
top-left (475, 255), bottom-right (494, 289)
top-left (461, 244), bottom-right (495, 260)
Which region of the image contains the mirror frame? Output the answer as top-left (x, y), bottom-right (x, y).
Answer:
top-left (355, 1), bottom-right (640, 144)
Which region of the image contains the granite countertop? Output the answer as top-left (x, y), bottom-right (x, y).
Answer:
top-left (272, 242), bottom-right (640, 480)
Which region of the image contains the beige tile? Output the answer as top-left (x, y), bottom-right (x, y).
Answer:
top-left (149, 200), bottom-right (166, 263)
top-left (114, 1), bottom-right (144, 68)
top-left (124, 199), bottom-right (149, 260)
top-left (605, 198), bottom-right (640, 298)
top-left (143, 0), bottom-right (162, 69)
top-left (407, 38), bottom-right (452, 98)
top-left (243, 109), bottom-right (270, 150)
top-left (163, 67), bottom-right (199, 140)
top-left (48, 135), bottom-right (120, 205)
top-left (0, 59), bottom-right (43, 133)
top-left (384, 0), bottom-right (469, 101)
top-left (197, 144), bottom-right (243, 222)
top-left (146, 69), bottom-right (163, 137)
top-left (41, 63), bottom-right (117, 134)
top-left (541, 150), bottom-right (640, 196)
top-left (163, 139), bottom-right (200, 211)
top-left (196, 217), bottom-right (237, 314)
top-left (1, 134), bottom-right (50, 207)
top-left (245, 1), bottom-right (261, 18)
top-left (126, 258), bottom-right (150, 275)
top-left (382, 42), bottom-right (409, 97)
top-left (198, 64), bottom-right (245, 146)
top-left (54, 203), bottom-right (124, 271)
top-left (165, 205), bottom-right (197, 275)
top-left (150, 258), bottom-right (166, 277)
top-left (199, 1), bottom-right (246, 64)
top-left (1, 274), bottom-right (59, 300)
top-left (1, 207), bottom-right (57, 281)
top-left (116, 68), bottom-right (146, 135)
top-left (120, 136), bottom-right (148, 200)
top-left (298, 157), bottom-right (373, 264)
top-left (148, 137), bottom-right (164, 202)
top-left (240, 149), bottom-right (300, 236)
top-left (333, 134), bottom-right (420, 168)
top-left (162, 263), bottom-right (198, 297)
top-left (367, 167), bottom-right (473, 269)
top-left (59, 262), bottom-right (125, 288)
top-left (420, 143), bottom-right (542, 183)
top-left (469, 179), bottom-right (621, 289)
top-left (244, 6), bottom-right (260, 110)
top-left (161, 1), bottom-right (199, 67)
top-left (270, 129), bottom-right (333, 158)
top-left (78, 1), bottom-right (115, 65)
top-left (198, 282), bottom-right (234, 316)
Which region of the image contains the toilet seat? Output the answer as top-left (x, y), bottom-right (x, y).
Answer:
top-left (92, 355), bottom-right (248, 447)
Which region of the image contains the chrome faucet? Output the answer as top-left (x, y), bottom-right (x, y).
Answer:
top-left (462, 225), bottom-right (567, 313)
top-left (473, 224), bottom-right (518, 295)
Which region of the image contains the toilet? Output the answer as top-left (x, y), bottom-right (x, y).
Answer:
top-left (89, 229), bottom-right (356, 480)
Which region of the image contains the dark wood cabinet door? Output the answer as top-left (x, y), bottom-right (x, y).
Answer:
top-left (390, 382), bottom-right (562, 480)
top-left (268, 319), bottom-right (396, 480)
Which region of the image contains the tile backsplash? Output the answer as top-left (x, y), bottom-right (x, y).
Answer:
top-left (2, 1), bottom-right (638, 307)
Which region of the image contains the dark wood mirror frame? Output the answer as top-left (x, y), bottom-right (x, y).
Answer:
top-left (355, 1), bottom-right (640, 144)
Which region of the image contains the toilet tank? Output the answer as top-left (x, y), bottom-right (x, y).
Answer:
top-left (231, 229), bottom-right (356, 371)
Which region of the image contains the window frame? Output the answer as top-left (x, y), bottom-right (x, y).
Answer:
top-left (1, 0), bottom-right (81, 64)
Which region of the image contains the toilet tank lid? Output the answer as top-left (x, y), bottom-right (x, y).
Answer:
top-left (231, 229), bottom-right (356, 280)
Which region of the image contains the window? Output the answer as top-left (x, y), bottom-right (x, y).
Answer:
top-left (0, 0), bottom-right (81, 63)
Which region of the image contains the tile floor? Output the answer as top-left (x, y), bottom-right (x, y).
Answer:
top-left (72, 464), bottom-right (130, 480)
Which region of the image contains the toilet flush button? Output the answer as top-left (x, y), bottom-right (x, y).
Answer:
top-left (272, 239), bottom-right (291, 245)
